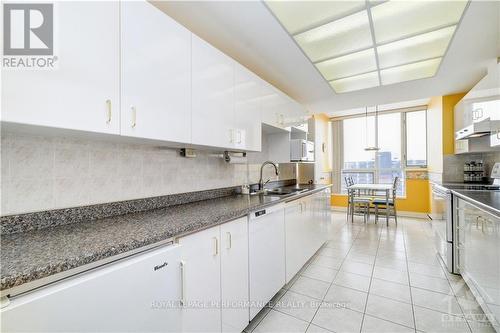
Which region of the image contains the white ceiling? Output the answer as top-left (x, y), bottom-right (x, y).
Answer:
top-left (152, 0), bottom-right (499, 117)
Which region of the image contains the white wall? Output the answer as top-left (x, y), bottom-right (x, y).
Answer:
top-left (0, 132), bottom-right (296, 215)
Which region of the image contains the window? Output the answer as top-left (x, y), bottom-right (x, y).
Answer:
top-left (406, 110), bottom-right (427, 167)
top-left (340, 109), bottom-right (427, 196)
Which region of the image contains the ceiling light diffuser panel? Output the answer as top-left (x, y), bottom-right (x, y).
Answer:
top-left (371, 0), bottom-right (467, 43)
top-left (380, 58), bottom-right (442, 85)
top-left (330, 71), bottom-right (380, 93)
top-left (294, 10), bottom-right (372, 62)
top-left (316, 48), bottom-right (377, 80)
top-left (265, 1), bottom-right (365, 35)
top-left (265, 0), bottom-right (468, 93)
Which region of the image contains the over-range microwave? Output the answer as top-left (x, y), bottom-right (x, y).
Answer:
top-left (290, 139), bottom-right (314, 162)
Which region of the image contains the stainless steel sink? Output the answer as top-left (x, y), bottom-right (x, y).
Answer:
top-left (263, 188), bottom-right (309, 196)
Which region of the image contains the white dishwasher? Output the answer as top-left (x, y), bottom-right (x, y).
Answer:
top-left (248, 204), bottom-right (286, 319)
top-left (1, 244), bottom-right (182, 332)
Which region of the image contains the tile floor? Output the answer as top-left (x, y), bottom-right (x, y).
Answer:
top-left (244, 212), bottom-right (497, 333)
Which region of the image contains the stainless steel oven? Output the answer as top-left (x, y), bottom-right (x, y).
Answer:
top-left (430, 183), bottom-right (455, 273)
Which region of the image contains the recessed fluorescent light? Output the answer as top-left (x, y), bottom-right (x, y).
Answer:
top-left (371, 0), bottom-right (468, 43)
top-left (265, 1), bottom-right (366, 35)
top-left (380, 58), bottom-right (442, 85)
top-left (316, 48), bottom-right (377, 80)
top-left (330, 71), bottom-right (379, 93)
top-left (377, 26), bottom-right (456, 69)
top-left (294, 10), bottom-right (373, 62)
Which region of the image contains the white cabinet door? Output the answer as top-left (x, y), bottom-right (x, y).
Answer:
top-left (192, 34), bottom-right (234, 148)
top-left (261, 82), bottom-right (284, 128)
top-left (1, 2), bottom-right (120, 134)
top-left (179, 226), bottom-right (221, 332)
top-left (220, 217), bottom-right (249, 333)
top-left (234, 63), bottom-right (262, 151)
top-left (120, 1), bottom-right (191, 143)
top-left (248, 206), bottom-right (286, 319)
top-left (285, 201), bottom-right (304, 283)
top-left (1, 245), bottom-right (182, 332)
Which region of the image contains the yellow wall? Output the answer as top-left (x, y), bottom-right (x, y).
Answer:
top-left (442, 93), bottom-right (466, 155)
top-left (331, 179), bottom-right (430, 213)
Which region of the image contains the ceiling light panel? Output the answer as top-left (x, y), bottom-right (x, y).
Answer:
top-left (371, 0), bottom-right (467, 44)
top-left (316, 48), bottom-right (377, 80)
top-left (330, 71), bottom-right (379, 93)
top-left (294, 10), bottom-right (373, 62)
top-left (380, 58), bottom-right (442, 85)
top-left (265, 1), bottom-right (366, 35)
top-left (377, 26), bottom-right (456, 68)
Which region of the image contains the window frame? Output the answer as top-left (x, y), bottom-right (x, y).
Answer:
top-left (403, 110), bottom-right (428, 168)
top-left (339, 108), bottom-right (428, 197)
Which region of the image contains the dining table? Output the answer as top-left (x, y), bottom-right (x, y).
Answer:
top-left (347, 183), bottom-right (393, 224)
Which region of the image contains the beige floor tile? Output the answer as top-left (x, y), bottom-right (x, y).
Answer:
top-left (410, 272), bottom-right (453, 295)
top-left (312, 303), bottom-right (364, 333)
top-left (334, 271), bottom-right (371, 292)
top-left (414, 305), bottom-right (471, 333)
top-left (340, 260), bottom-right (374, 277)
top-left (274, 290), bottom-right (321, 322)
top-left (254, 309), bottom-right (309, 333)
top-left (373, 266), bottom-right (409, 285)
top-left (305, 324), bottom-right (333, 333)
top-left (411, 287), bottom-right (463, 316)
top-left (365, 294), bottom-right (415, 328)
top-left (370, 278), bottom-right (412, 303)
top-left (323, 284), bottom-right (368, 313)
top-left (408, 262), bottom-right (447, 279)
top-left (290, 276), bottom-right (330, 300)
top-left (313, 255), bottom-right (343, 270)
top-left (301, 264), bottom-right (338, 283)
top-left (362, 314), bottom-right (415, 333)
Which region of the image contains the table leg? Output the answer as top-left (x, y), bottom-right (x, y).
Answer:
top-left (386, 189), bottom-right (389, 226)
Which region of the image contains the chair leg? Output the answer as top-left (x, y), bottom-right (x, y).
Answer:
top-left (375, 205), bottom-right (378, 224)
top-left (394, 206), bottom-right (398, 225)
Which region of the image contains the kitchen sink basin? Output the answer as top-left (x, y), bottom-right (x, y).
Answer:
top-left (264, 188), bottom-right (309, 196)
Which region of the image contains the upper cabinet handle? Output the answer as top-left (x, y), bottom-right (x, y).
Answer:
top-left (229, 129), bottom-right (234, 143)
top-left (106, 99), bottom-right (112, 124)
top-left (131, 106), bottom-right (137, 128)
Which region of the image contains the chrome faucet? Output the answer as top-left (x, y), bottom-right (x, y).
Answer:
top-left (259, 161), bottom-right (279, 190)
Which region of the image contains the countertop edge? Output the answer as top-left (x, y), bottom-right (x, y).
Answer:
top-left (1, 184), bottom-right (332, 295)
top-left (451, 190), bottom-right (500, 216)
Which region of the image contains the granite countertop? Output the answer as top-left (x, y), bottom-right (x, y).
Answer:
top-left (452, 190), bottom-right (500, 216)
top-left (1, 184), bottom-right (330, 293)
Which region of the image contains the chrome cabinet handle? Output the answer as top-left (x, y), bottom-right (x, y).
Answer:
top-left (212, 237), bottom-right (218, 256)
top-left (229, 129), bottom-right (234, 143)
top-left (180, 260), bottom-right (186, 306)
top-left (226, 232), bottom-right (232, 250)
top-left (131, 106), bottom-right (137, 128)
top-left (237, 130), bottom-right (242, 144)
top-left (106, 99), bottom-right (112, 124)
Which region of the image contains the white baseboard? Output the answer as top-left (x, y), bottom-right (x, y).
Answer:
top-left (330, 206), bottom-right (430, 220)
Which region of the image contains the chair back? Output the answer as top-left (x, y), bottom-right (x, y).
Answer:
top-left (392, 177), bottom-right (399, 200)
top-left (344, 176), bottom-right (354, 188)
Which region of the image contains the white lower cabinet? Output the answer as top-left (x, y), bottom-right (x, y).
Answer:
top-left (285, 190), bottom-right (329, 283)
top-left (1, 244), bottom-right (183, 332)
top-left (220, 217), bottom-right (249, 333)
top-left (456, 197), bottom-right (500, 329)
top-left (179, 216), bottom-right (249, 333)
top-left (248, 205), bottom-right (286, 319)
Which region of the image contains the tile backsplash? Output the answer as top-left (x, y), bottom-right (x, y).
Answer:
top-left (1, 132), bottom-right (296, 215)
top-left (443, 152), bottom-right (500, 182)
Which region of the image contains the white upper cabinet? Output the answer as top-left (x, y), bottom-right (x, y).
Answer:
top-left (1, 2), bottom-right (120, 134)
top-left (261, 82), bottom-right (285, 128)
top-left (234, 63), bottom-right (263, 151)
top-left (120, 1), bottom-right (191, 143)
top-left (191, 34), bottom-right (235, 149)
